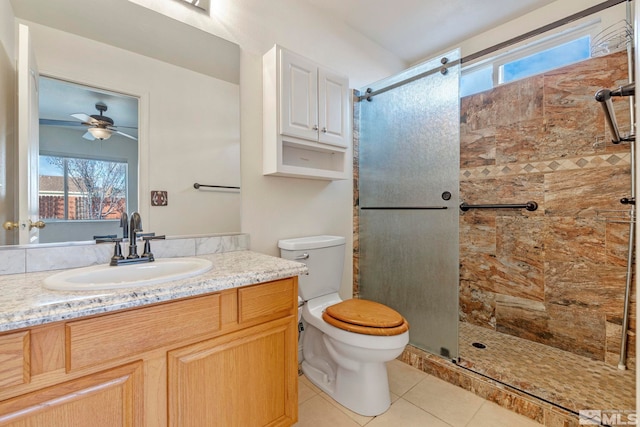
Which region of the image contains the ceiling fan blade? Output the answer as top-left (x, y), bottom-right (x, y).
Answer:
top-left (71, 113), bottom-right (97, 124)
top-left (82, 131), bottom-right (95, 141)
top-left (115, 130), bottom-right (138, 141)
top-left (39, 118), bottom-right (86, 127)
top-left (112, 125), bottom-right (138, 130)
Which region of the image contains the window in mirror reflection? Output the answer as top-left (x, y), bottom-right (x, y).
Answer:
top-left (39, 155), bottom-right (128, 221)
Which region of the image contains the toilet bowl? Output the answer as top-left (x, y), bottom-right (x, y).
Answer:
top-left (279, 235), bottom-right (409, 416)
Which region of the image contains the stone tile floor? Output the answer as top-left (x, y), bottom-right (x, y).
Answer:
top-left (458, 322), bottom-right (635, 412)
top-left (294, 359), bottom-right (543, 426)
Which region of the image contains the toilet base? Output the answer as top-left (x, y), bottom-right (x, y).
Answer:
top-left (301, 359), bottom-right (391, 416)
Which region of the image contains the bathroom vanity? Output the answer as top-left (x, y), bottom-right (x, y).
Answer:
top-left (0, 251), bottom-right (306, 426)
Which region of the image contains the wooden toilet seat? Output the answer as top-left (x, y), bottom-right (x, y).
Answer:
top-left (322, 299), bottom-right (409, 336)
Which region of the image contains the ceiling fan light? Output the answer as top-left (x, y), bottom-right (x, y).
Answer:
top-left (88, 127), bottom-right (113, 140)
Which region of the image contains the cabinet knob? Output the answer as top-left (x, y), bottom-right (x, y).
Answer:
top-left (312, 125), bottom-right (318, 131)
top-left (321, 127), bottom-right (327, 133)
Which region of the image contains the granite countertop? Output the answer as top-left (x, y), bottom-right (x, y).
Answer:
top-left (0, 250), bottom-right (307, 333)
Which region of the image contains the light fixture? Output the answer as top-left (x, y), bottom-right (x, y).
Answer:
top-left (87, 127), bottom-right (113, 141)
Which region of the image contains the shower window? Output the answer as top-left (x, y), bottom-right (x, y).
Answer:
top-left (460, 66), bottom-right (493, 97)
top-left (461, 22), bottom-right (598, 97)
top-left (497, 34), bottom-right (591, 83)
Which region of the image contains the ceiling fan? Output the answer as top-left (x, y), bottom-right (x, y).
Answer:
top-left (39, 102), bottom-right (138, 141)
top-left (70, 102), bottom-right (137, 141)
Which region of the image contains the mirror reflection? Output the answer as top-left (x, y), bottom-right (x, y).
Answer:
top-left (2, 1), bottom-right (241, 247)
top-left (38, 77), bottom-right (139, 244)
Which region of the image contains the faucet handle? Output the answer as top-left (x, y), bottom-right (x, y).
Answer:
top-left (94, 235), bottom-right (119, 243)
top-left (140, 234), bottom-right (165, 260)
top-left (100, 237), bottom-right (125, 265)
top-left (141, 234), bottom-right (165, 240)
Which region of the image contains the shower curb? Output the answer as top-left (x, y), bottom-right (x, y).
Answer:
top-left (400, 345), bottom-right (581, 427)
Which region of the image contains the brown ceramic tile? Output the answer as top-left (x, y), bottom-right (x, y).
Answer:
top-left (459, 280), bottom-right (496, 328)
top-left (460, 123), bottom-right (496, 167)
top-left (544, 166), bottom-right (630, 217)
top-left (495, 117), bottom-right (548, 164)
top-left (494, 294), bottom-right (606, 360)
top-left (459, 209), bottom-right (496, 254)
top-left (470, 378), bottom-right (545, 423)
top-left (491, 81), bottom-right (526, 127)
top-left (605, 221), bottom-right (632, 267)
top-left (544, 408), bottom-right (581, 427)
top-left (545, 261), bottom-right (627, 315)
top-left (543, 53), bottom-right (627, 119)
top-left (461, 91), bottom-right (496, 131)
top-left (544, 217), bottom-right (606, 264)
top-left (494, 215), bottom-right (545, 299)
top-left (517, 74), bottom-right (545, 122)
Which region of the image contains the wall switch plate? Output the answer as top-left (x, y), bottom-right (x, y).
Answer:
top-left (151, 191), bottom-right (168, 206)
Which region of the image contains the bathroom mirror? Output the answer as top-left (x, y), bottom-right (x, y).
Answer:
top-left (3, 0), bottom-right (241, 246)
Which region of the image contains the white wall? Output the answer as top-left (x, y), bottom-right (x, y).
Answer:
top-left (126, 0), bottom-right (405, 299)
top-left (130, 0), bottom-right (407, 298)
top-left (0, 1), bottom-right (15, 245)
top-left (226, 1), bottom-right (406, 299)
top-left (21, 21), bottom-right (241, 238)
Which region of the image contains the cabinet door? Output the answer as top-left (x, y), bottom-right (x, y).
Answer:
top-left (280, 49), bottom-right (318, 141)
top-left (168, 316), bottom-right (297, 427)
top-left (318, 68), bottom-right (349, 148)
top-left (0, 362), bottom-right (143, 427)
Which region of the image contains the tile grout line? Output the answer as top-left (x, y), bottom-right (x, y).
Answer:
top-left (464, 400), bottom-right (488, 427)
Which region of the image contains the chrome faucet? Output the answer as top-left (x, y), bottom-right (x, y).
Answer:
top-left (127, 212), bottom-right (142, 259)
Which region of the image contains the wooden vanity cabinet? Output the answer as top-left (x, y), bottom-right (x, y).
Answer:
top-left (0, 277), bottom-right (298, 427)
top-left (0, 362), bottom-right (143, 426)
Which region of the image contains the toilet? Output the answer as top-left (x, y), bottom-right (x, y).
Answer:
top-left (279, 235), bottom-right (409, 416)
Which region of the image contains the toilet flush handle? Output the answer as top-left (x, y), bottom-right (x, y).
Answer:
top-left (295, 253), bottom-right (309, 260)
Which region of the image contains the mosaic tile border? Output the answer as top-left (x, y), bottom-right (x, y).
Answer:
top-left (461, 153), bottom-right (631, 181)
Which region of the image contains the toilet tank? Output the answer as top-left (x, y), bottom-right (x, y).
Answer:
top-left (278, 235), bottom-right (345, 301)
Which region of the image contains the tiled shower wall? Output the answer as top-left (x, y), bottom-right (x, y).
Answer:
top-left (459, 50), bottom-right (635, 366)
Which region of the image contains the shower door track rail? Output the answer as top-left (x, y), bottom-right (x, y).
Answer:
top-left (459, 201), bottom-right (538, 212)
top-left (356, 0), bottom-right (627, 103)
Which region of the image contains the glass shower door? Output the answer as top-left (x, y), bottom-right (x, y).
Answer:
top-left (358, 50), bottom-right (461, 359)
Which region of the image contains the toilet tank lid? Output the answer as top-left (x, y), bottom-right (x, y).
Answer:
top-left (278, 235), bottom-right (345, 250)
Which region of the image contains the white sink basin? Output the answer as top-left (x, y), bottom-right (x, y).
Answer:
top-left (43, 257), bottom-right (213, 291)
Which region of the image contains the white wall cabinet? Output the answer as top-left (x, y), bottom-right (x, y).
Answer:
top-left (264, 45), bottom-right (350, 180)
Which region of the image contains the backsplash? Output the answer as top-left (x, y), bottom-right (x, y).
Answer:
top-left (0, 233), bottom-right (249, 275)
